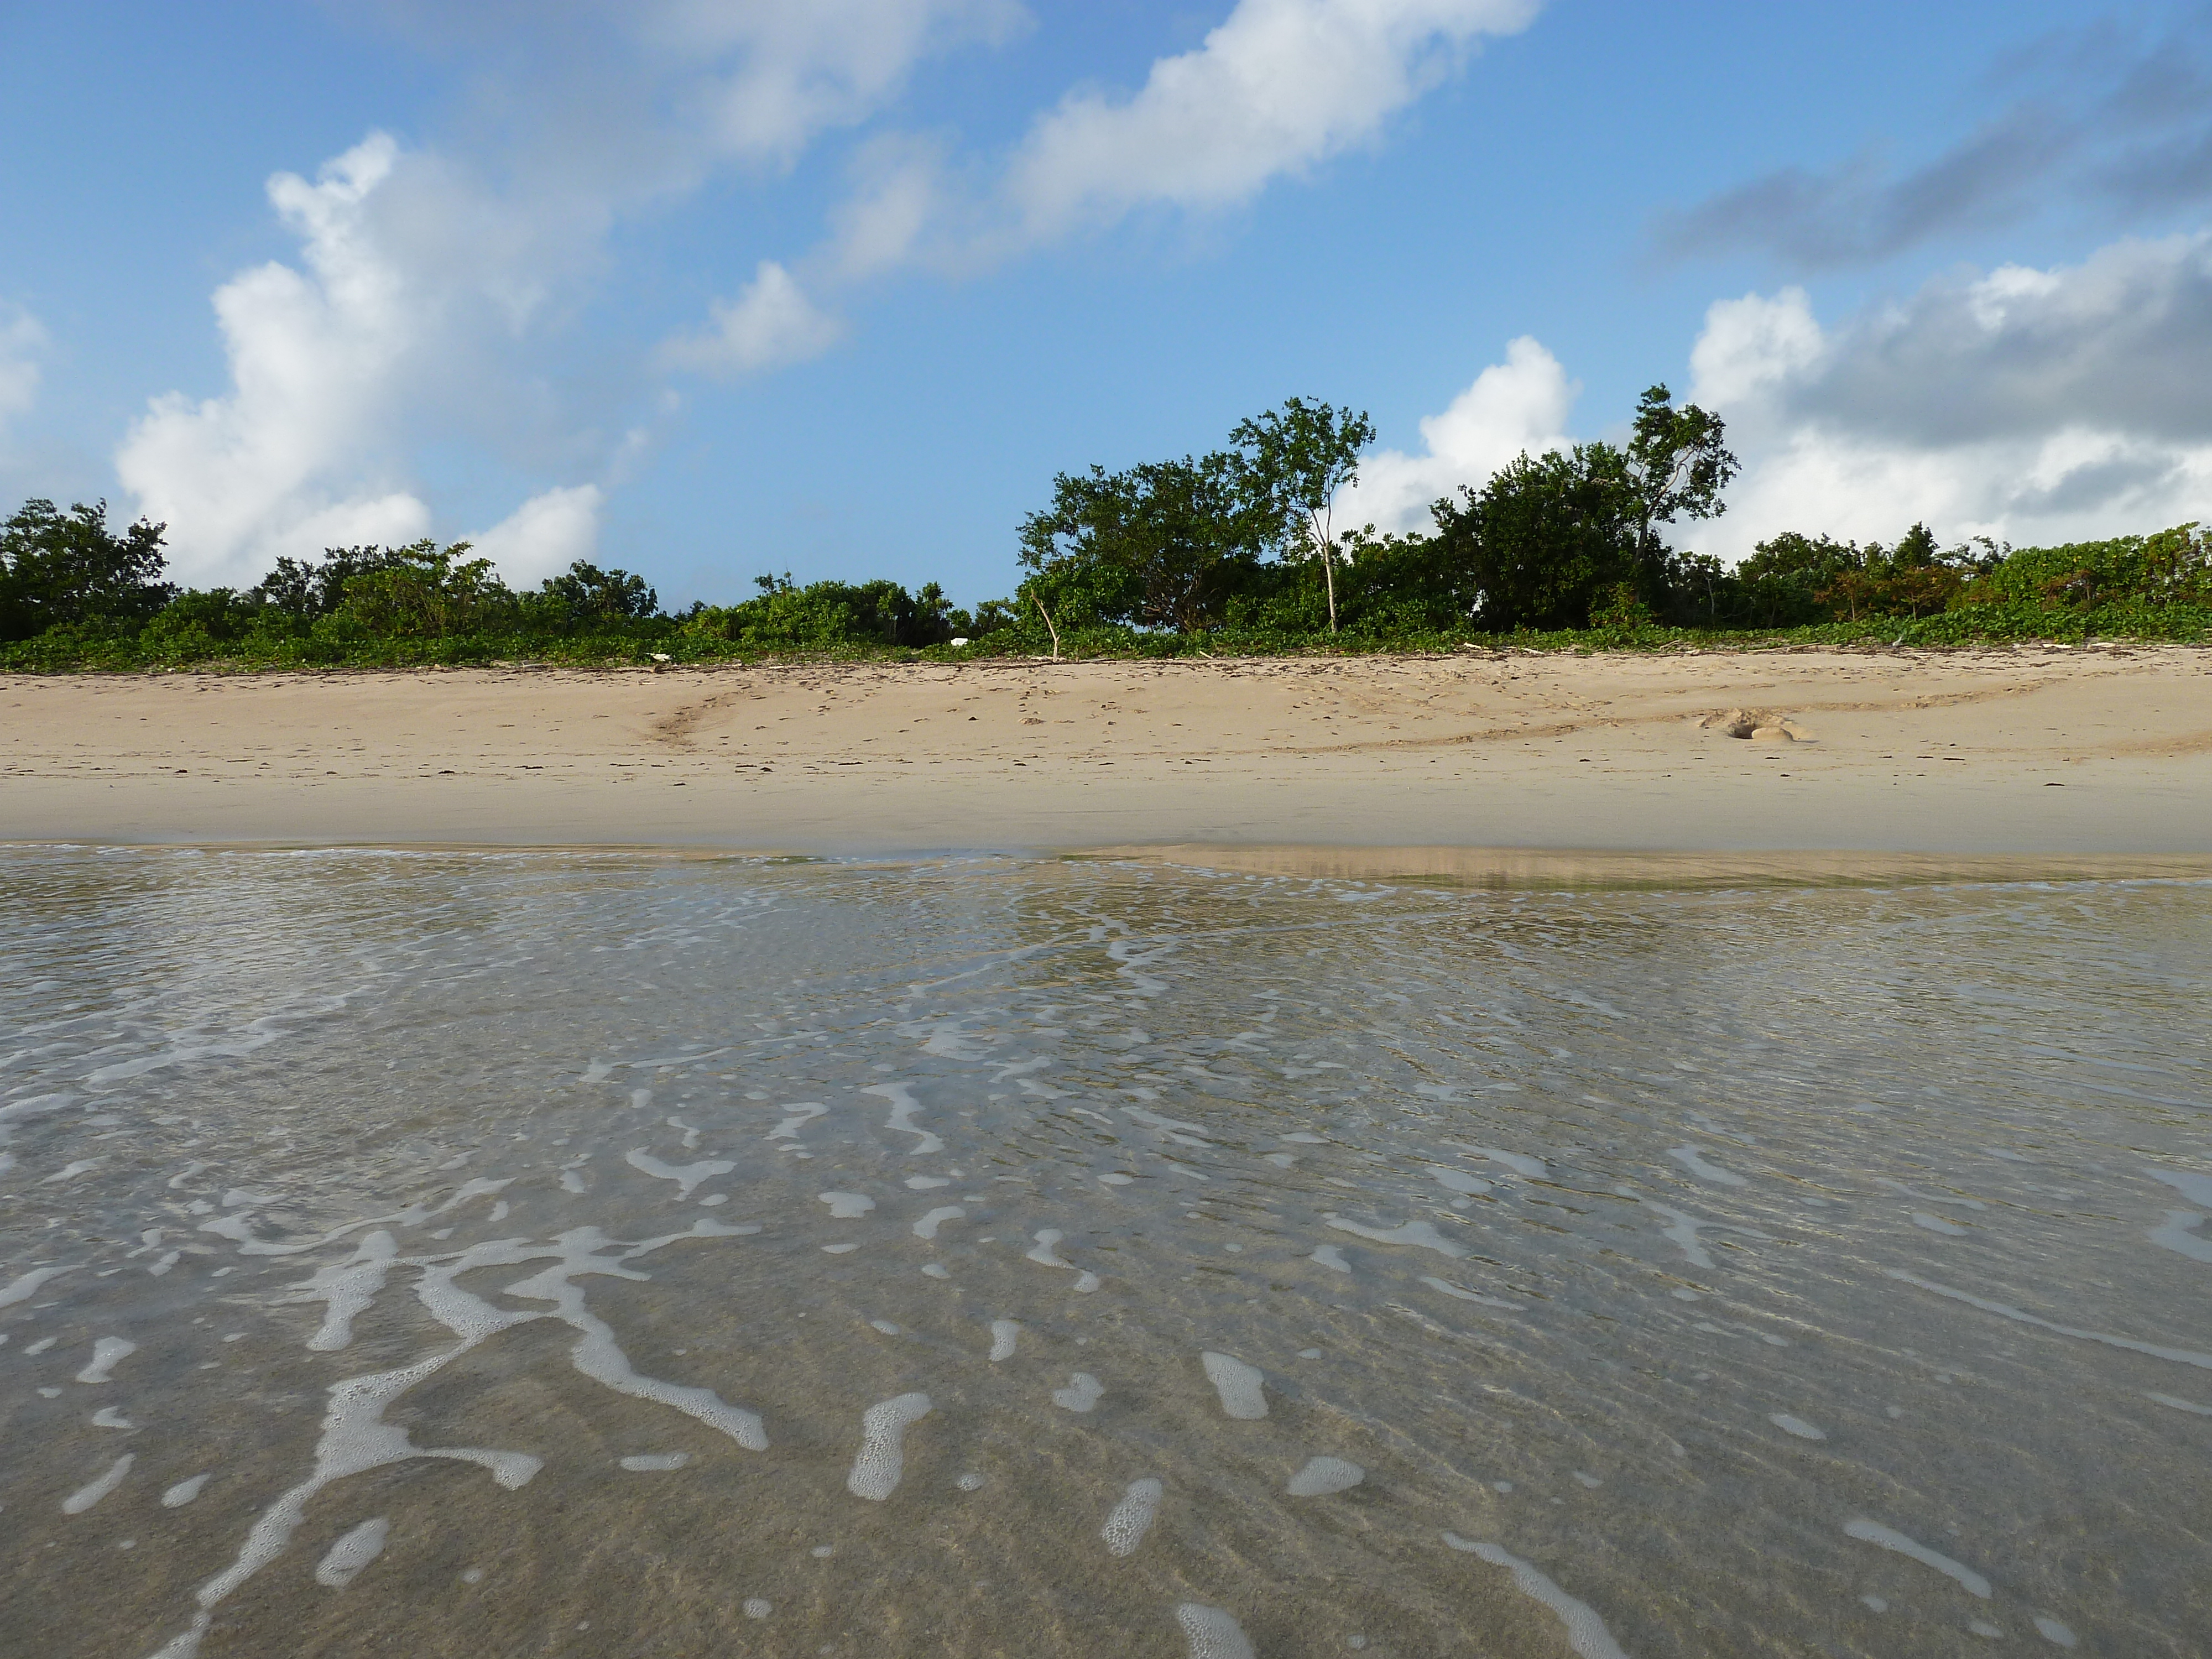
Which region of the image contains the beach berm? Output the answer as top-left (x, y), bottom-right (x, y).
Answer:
top-left (4, 646), bottom-right (2209, 864)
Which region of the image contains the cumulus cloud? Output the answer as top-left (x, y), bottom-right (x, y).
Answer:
top-left (0, 300), bottom-right (46, 427)
top-left (645, 0), bottom-right (1028, 168)
top-left (1009, 0), bottom-right (1540, 240)
top-left (114, 136), bottom-right (435, 585)
top-left (468, 484), bottom-right (606, 587)
top-left (1004, 0), bottom-right (1538, 241)
top-left (811, 0), bottom-right (1543, 275)
top-left (1655, 12), bottom-right (2212, 269)
top-left (658, 261), bottom-right (846, 375)
top-left (114, 134), bottom-right (611, 587)
top-left (119, 4), bottom-right (1025, 581)
top-left (1337, 337), bottom-right (1579, 534)
top-left (1688, 232), bottom-right (2212, 559)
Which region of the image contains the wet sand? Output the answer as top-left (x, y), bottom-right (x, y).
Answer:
top-left (4, 647), bottom-right (2210, 862)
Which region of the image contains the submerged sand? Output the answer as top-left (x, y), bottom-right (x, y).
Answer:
top-left (3, 646), bottom-right (2210, 868)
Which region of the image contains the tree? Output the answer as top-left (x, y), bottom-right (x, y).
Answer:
top-left (1424, 386), bottom-right (1739, 633)
top-left (536, 561), bottom-right (659, 626)
top-left (1736, 532), bottom-right (1864, 625)
top-left (1625, 385), bottom-right (1738, 577)
top-left (1428, 444), bottom-right (1643, 631)
top-left (1231, 398), bottom-right (1376, 633)
top-left (251, 545), bottom-right (403, 619)
top-left (0, 498), bottom-right (174, 640)
top-left (334, 540), bottom-right (513, 639)
top-left (1017, 452), bottom-right (1270, 633)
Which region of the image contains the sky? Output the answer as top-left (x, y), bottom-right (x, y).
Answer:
top-left (2, 0), bottom-right (2210, 608)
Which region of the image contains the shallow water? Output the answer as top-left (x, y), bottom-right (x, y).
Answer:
top-left (2, 847), bottom-right (2209, 1658)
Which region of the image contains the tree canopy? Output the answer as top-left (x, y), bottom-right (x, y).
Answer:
top-left (6, 379), bottom-right (2210, 668)
top-left (0, 498), bottom-right (174, 641)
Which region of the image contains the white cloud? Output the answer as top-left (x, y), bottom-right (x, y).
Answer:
top-left (1338, 336), bottom-right (1579, 534)
top-left (113, 134), bottom-right (613, 587)
top-left (1688, 232), bottom-right (2212, 559)
top-left (659, 261), bottom-right (846, 375)
top-left (0, 300), bottom-right (46, 427)
top-left (115, 7), bottom-right (1024, 582)
top-left (468, 484), bottom-right (605, 587)
top-left (1685, 288), bottom-right (1822, 410)
top-left (114, 136), bottom-right (436, 586)
top-left (827, 133), bottom-right (953, 278)
top-left (1003, 0), bottom-right (1538, 241)
top-left (645, 0), bottom-right (1027, 168)
top-left (817, 0), bottom-right (1543, 274)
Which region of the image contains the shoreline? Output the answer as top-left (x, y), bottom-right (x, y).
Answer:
top-left (7, 649), bottom-right (2209, 859)
top-left (9, 836), bottom-right (2212, 891)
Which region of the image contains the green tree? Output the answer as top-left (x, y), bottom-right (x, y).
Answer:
top-left (1428, 444), bottom-right (1642, 630)
top-left (1425, 387), bottom-right (1739, 633)
top-left (1625, 385), bottom-right (1738, 580)
top-left (1017, 452), bottom-right (1270, 633)
top-left (0, 498), bottom-right (174, 640)
top-left (688, 575), bottom-right (957, 650)
top-left (1230, 398), bottom-right (1377, 633)
top-left (335, 540), bottom-right (513, 639)
top-left (1735, 531), bottom-right (1864, 625)
top-left (251, 545), bottom-right (402, 620)
top-left (534, 561), bottom-right (659, 628)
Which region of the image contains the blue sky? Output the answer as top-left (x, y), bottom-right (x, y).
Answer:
top-left (3, 1), bottom-right (2209, 607)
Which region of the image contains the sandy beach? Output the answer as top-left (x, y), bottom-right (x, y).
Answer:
top-left (4, 646), bottom-right (2211, 873)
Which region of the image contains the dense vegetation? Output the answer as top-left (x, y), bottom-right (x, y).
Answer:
top-left (5, 392), bottom-right (2208, 671)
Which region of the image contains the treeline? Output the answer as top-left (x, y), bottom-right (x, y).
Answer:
top-left (4, 389), bottom-right (2209, 670)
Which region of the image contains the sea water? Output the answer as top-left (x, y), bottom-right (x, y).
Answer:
top-left (1, 846), bottom-right (2207, 1657)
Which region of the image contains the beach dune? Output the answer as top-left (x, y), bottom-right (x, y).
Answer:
top-left (4, 648), bottom-right (2210, 872)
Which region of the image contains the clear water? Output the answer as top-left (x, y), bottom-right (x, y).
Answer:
top-left (2, 847), bottom-right (2209, 1658)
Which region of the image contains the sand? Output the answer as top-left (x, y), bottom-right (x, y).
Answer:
top-left (4, 646), bottom-right (2211, 875)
